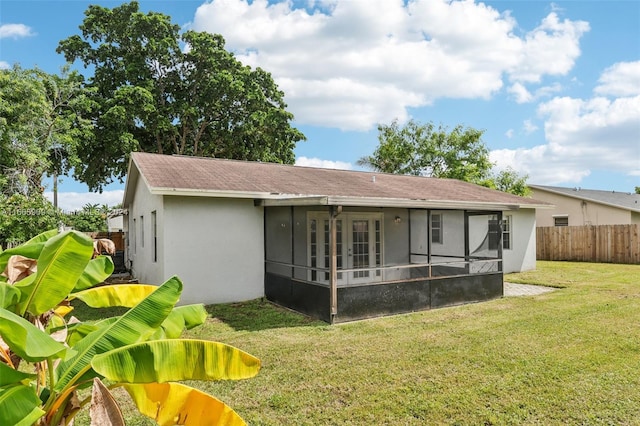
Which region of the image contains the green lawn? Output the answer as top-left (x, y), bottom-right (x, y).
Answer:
top-left (121, 261), bottom-right (640, 425)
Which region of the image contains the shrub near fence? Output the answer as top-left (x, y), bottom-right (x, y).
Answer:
top-left (537, 224), bottom-right (640, 264)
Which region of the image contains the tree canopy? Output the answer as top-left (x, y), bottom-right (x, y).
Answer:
top-left (0, 65), bottom-right (92, 197)
top-left (57, 1), bottom-right (305, 191)
top-left (358, 119), bottom-right (530, 196)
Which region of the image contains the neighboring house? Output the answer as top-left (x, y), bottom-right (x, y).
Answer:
top-left (529, 185), bottom-right (640, 227)
top-left (123, 152), bottom-right (548, 323)
top-left (107, 209), bottom-right (125, 232)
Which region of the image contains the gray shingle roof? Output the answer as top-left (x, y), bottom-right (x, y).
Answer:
top-left (125, 152), bottom-right (548, 210)
top-left (530, 185), bottom-right (640, 213)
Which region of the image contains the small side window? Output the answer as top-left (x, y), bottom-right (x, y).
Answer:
top-left (503, 215), bottom-right (512, 250)
top-left (554, 216), bottom-right (569, 227)
top-left (431, 213), bottom-right (442, 244)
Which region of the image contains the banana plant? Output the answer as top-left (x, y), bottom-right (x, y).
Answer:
top-left (0, 230), bottom-right (260, 425)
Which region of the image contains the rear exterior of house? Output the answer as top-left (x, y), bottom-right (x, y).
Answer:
top-left (123, 153), bottom-right (547, 323)
top-left (530, 185), bottom-right (640, 226)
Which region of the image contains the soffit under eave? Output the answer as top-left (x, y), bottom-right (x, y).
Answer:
top-left (260, 196), bottom-right (524, 211)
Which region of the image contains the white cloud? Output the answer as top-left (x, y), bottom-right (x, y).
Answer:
top-left (44, 190), bottom-right (124, 213)
top-left (508, 12), bottom-right (589, 83)
top-left (0, 61), bottom-right (9, 70)
top-left (295, 156), bottom-right (352, 170)
top-left (192, 0), bottom-right (589, 131)
top-left (523, 119), bottom-right (538, 134)
top-left (491, 64), bottom-right (640, 186)
top-left (505, 129), bottom-right (514, 139)
top-left (594, 61), bottom-right (640, 97)
top-left (508, 83), bottom-right (533, 103)
top-left (0, 23), bottom-right (35, 39)
top-left (509, 82), bottom-right (563, 104)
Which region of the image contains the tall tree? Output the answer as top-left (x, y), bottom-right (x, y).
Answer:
top-left (358, 119), bottom-right (530, 196)
top-left (57, 1), bottom-right (305, 191)
top-left (0, 65), bottom-right (93, 197)
top-left (358, 119), bottom-right (493, 182)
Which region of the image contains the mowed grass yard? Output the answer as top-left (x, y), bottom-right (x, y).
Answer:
top-left (124, 261), bottom-right (640, 425)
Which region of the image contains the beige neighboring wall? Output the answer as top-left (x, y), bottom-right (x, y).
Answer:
top-left (530, 188), bottom-right (634, 226)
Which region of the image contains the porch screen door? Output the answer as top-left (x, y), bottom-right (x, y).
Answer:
top-left (308, 213), bottom-right (382, 285)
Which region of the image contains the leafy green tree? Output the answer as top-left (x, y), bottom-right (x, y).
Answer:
top-left (57, 1), bottom-right (305, 191)
top-left (359, 119), bottom-right (530, 195)
top-left (358, 119), bottom-right (493, 182)
top-left (483, 167), bottom-right (531, 197)
top-left (64, 203), bottom-right (108, 232)
top-left (0, 230), bottom-right (260, 425)
top-left (0, 194), bottom-right (59, 248)
top-left (0, 65), bottom-right (94, 198)
top-left (635, 186), bottom-right (640, 194)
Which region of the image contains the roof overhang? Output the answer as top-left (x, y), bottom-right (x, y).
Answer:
top-left (143, 187), bottom-right (551, 211)
top-left (259, 195), bottom-right (542, 211)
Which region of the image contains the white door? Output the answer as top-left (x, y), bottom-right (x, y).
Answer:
top-left (308, 213), bottom-right (382, 285)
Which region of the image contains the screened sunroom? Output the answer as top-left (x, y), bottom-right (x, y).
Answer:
top-left (263, 203), bottom-right (505, 323)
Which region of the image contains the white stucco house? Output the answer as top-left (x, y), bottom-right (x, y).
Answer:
top-left (123, 152), bottom-right (549, 323)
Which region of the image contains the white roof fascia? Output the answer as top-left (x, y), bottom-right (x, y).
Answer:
top-left (148, 187), bottom-right (546, 211)
top-left (266, 196), bottom-right (523, 211)
top-left (151, 187), bottom-right (329, 202)
top-left (325, 196), bottom-right (520, 211)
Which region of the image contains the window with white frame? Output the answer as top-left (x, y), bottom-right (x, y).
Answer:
top-left (554, 215), bottom-right (569, 227)
top-left (502, 215), bottom-right (512, 250)
top-left (431, 213), bottom-right (442, 244)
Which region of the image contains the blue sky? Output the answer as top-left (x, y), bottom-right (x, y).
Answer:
top-left (1, 0), bottom-right (638, 211)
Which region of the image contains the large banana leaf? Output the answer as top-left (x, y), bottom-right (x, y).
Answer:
top-left (66, 322), bottom-right (100, 347)
top-left (54, 276), bottom-right (183, 392)
top-left (73, 256), bottom-right (115, 292)
top-left (25, 229), bottom-right (59, 245)
top-left (70, 284), bottom-right (159, 308)
top-left (17, 231), bottom-right (94, 316)
top-left (91, 339), bottom-right (260, 383)
top-left (0, 282), bottom-right (21, 310)
top-left (151, 304), bottom-right (208, 339)
top-left (0, 229), bottom-right (57, 273)
top-left (0, 307), bottom-right (69, 362)
top-left (123, 382), bottom-right (247, 426)
top-left (0, 385), bottom-right (46, 426)
top-left (0, 361), bottom-right (35, 386)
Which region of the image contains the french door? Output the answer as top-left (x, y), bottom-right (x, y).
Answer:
top-left (308, 212), bottom-right (382, 285)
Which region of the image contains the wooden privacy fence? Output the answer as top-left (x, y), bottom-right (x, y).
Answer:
top-left (537, 224), bottom-right (640, 264)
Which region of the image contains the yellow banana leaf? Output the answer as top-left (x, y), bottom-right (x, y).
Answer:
top-left (91, 339), bottom-right (260, 383)
top-left (123, 382), bottom-right (247, 426)
top-left (70, 284), bottom-right (159, 308)
top-left (54, 304), bottom-right (74, 318)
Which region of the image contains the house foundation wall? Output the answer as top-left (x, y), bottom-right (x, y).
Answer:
top-left (265, 272), bottom-right (503, 323)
